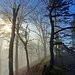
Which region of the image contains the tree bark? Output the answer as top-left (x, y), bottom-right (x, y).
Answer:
top-left (43, 40), bottom-right (47, 58)
top-left (37, 39), bottom-right (40, 59)
top-left (40, 21), bottom-right (47, 58)
top-left (18, 33), bottom-right (30, 71)
top-left (15, 24), bottom-right (19, 75)
top-left (0, 39), bottom-right (3, 75)
top-left (49, 15), bottom-right (54, 68)
top-left (9, 8), bottom-right (16, 75)
top-left (0, 49), bottom-right (1, 75)
top-left (24, 44), bottom-right (30, 71)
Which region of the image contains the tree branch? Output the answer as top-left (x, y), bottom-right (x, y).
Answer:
top-left (18, 33), bottom-right (26, 45)
top-left (62, 43), bottom-right (75, 53)
top-left (52, 14), bottom-right (75, 17)
top-left (23, 0), bottom-right (41, 18)
top-left (54, 26), bottom-right (75, 34)
top-left (53, 42), bottom-right (62, 45)
top-left (45, 14), bottom-right (75, 17)
top-left (54, 41), bottom-right (75, 53)
top-left (15, 4), bottom-right (21, 17)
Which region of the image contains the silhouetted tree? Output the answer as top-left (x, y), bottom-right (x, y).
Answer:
top-left (45, 0), bottom-right (75, 69)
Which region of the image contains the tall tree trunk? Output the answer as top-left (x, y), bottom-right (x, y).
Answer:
top-left (49, 15), bottom-right (54, 68)
top-left (43, 40), bottom-right (47, 58)
top-left (37, 39), bottom-right (40, 59)
top-left (15, 24), bottom-right (19, 75)
top-left (0, 49), bottom-right (1, 75)
top-left (41, 23), bottom-right (47, 58)
top-left (24, 44), bottom-right (30, 71)
top-left (9, 8), bottom-right (16, 75)
top-left (0, 39), bottom-right (3, 75)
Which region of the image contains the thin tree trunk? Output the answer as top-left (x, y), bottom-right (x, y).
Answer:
top-left (43, 38), bottom-right (47, 58)
top-left (41, 24), bottom-right (47, 58)
top-left (9, 8), bottom-right (16, 75)
top-left (0, 39), bottom-right (3, 75)
top-left (18, 34), bottom-right (30, 71)
top-left (0, 49), bottom-right (1, 75)
top-left (24, 45), bottom-right (30, 71)
top-left (37, 39), bottom-right (40, 59)
top-left (15, 24), bottom-right (19, 75)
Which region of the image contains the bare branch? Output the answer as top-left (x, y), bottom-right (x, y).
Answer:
top-left (62, 43), bottom-right (75, 53)
top-left (53, 42), bottom-right (62, 45)
top-left (54, 26), bottom-right (75, 34)
top-left (29, 29), bottom-right (42, 38)
top-left (23, 0), bottom-right (41, 18)
top-left (54, 41), bottom-right (75, 53)
top-left (18, 33), bottom-right (26, 45)
top-left (52, 14), bottom-right (75, 17)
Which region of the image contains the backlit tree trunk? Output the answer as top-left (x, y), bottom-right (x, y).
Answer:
top-left (15, 24), bottom-right (19, 75)
top-left (0, 39), bottom-right (3, 75)
top-left (9, 8), bottom-right (16, 75)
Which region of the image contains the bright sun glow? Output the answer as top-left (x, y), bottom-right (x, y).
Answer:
top-left (4, 25), bottom-right (11, 33)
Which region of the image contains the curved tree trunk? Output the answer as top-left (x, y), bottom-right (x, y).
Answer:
top-left (18, 33), bottom-right (30, 71)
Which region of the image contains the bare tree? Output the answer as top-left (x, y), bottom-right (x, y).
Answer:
top-left (46, 0), bottom-right (75, 69)
top-left (0, 0), bottom-right (42, 75)
top-left (30, 8), bottom-right (50, 58)
top-left (19, 24), bottom-right (30, 70)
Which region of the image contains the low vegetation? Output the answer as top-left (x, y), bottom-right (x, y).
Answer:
top-left (38, 57), bottom-right (67, 75)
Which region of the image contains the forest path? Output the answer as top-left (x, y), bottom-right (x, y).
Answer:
top-left (17, 51), bottom-right (75, 75)
top-left (16, 59), bottom-right (43, 75)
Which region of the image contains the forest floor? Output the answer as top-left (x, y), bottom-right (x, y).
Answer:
top-left (25, 63), bottom-right (41, 75)
top-left (17, 63), bottom-right (40, 75)
top-left (17, 57), bottom-right (50, 75)
top-left (17, 56), bottom-right (67, 75)
top-left (17, 59), bottom-right (43, 75)
top-left (55, 51), bottom-right (75, 75)
top-left (17, 51), bottom-right (75, 75)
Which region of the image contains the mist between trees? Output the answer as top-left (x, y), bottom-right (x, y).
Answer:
top-left (0, 0), bottom-right (75, 75)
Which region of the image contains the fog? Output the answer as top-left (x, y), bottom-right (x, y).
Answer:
top-left (0, 37), bottom-right (49, 75)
